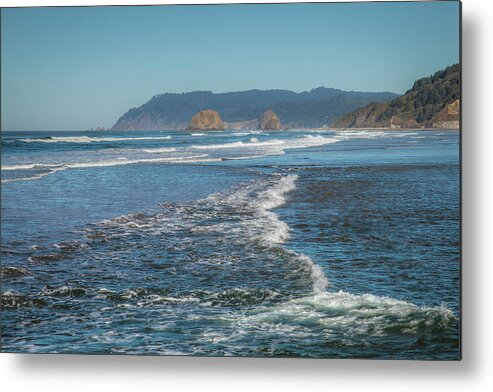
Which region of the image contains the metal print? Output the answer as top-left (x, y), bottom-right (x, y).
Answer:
top-left (0, 1), bottom-right (461, 359)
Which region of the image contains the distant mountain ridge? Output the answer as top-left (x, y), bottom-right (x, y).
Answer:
top-left (111, 87), bottom-right (399, 130)
top-left (333, 64), bottom-right (460, 129)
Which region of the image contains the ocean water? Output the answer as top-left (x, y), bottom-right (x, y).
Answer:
top-left (1, 129), bottom-right (460, 359)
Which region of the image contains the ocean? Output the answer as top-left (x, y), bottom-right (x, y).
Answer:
top-left (1, 128), bottom-right (460, 359)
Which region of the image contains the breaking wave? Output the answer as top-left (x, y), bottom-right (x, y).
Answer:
top-left (3, 130), bottom-right (394, 185)
top-left (18, 136), bottom-right (172, 143)
top-left (206, 173), bottom-right (330, 293)
top-left (190, 135), bottom-right (339, 152)
top-left (191, 139), bottom-right (284, 150)
top-left (1, 171), bottom-right (457, 356)
top-left (1, 155), bottom-right (220, 183)
top-left (1, 134), bottom-right (341, 183)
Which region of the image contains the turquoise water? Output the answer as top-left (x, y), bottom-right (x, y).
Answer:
top-left (1, 129), bottom-right (460, 358)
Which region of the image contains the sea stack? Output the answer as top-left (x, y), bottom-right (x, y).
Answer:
top-left (187, 110), bottom-right (226, 131)
top-left (259, 109), bottom-right (281, 130)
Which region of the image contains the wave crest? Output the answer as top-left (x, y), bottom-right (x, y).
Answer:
top-left (19, 136), bottom-right (172, 143)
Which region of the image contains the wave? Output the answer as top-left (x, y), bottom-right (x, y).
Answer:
top-left (6, 171), bottom-right (457, 355)
top-left (191, 139), bottom-right (285, 150)
top-left (2, 285), bottom-right (281, 310)
top-left (1, 164), bottom-right (67, 183)
top-left (18, 136), bottom-right (172, 144)
top-left (2, 132), bottom-right (375, 184)
top-left (1, 172), bottom-right (60, 183)
top-left (226, 290), bottom-right (455, 342)
top-left (142, 148), bottom-right (177, 153)
top-left (73, 155), bottom-right (218, 167)
top-left (1, 291), bottom-right (47, 309)
top-left (165, 174), bottom-right (329, 293)
top-left (92, 173), bottom-right (329, 294)
top-left (2, 163), bottom-right (65, 171)
top-left (1, 266), bottom-right (31, 277)
top-left (191, 135), bottom-right (339, 152)
top-left (1, 155), bottom-right (219, 183)
top-left (97, 287), bottom-right (280, 308)
top-left (41, 286), bottom-right (88, 298)
top-left (336, 130), bottom-right (387, 138)
top-left (89, 172), bottom-right (456, 324)
top-left (220, 153), bottom-right (282, 161)
top-left (1, 154), bottom-right (210, 171)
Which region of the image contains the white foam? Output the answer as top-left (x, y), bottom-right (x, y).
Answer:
top-left (19, 136), bottom-right (172, 143)
top-left (5, 131), bottom-right (415, 185)
top-left (66, 155), bottom-right (213, 169)
top-left (72, 171), bottom-right (455, 341)
top-left (249, 175), bottom-right (329, 293)
top-left (192, 139), bottom-right (284, 150)
top-left (1, 163), bottom-right (65, 171)
top-left (221, 154), bottom-right (277, 161)
top-left (1, 155), bottom-right (219, 183)
top-left (296, 254), bottom-right (330, 294)
top-left (1, 165), bottom-right (66, 183)
top-left (283, 135), bottom-right (339, 148)
top-left (393, 132), bottom-right (419, 137)
top-left (335, 130), bottom-right (387, 139)
top-left (255, 173), bottom-right (298, 211)
top-left (244, 290), bottom-right (455, 332)
top-left (190, 135), bottom-right (340, 155)
top-left (206, 174), bottom-right (330, 294)
top-left (142, 148), bottom-right (177, 153)
top-left (1, 171), bottom-right (58, 183)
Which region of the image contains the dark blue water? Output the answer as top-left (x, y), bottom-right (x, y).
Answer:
top-left (1, 129), bottom-right (460, 359)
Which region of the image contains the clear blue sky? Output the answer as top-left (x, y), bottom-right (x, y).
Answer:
top-left (1, 1), bottom-right (460, 131)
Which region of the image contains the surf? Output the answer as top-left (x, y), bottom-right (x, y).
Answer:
top-left (18, 135), bottom-right (172, 143)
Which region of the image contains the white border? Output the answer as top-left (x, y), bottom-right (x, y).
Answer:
top-left (2, 1), bottom-right (493, 391)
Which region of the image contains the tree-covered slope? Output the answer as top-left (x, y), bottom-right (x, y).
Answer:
top-left (332, 64), bottom-right (460, 128)
top-left (111, 87), bottom-right (399, 130)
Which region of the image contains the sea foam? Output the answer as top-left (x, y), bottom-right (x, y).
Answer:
top-left (206, 174), bottom-right (330, 293)
top-left (0, 155), bottom-right (218, 183)
top-left (19, 136), bottom-right (172, 143)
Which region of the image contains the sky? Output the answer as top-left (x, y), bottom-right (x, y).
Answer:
top-left (1, 1), bottom-right (460, 131)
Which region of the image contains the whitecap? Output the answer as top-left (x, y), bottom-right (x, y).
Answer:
top-left (19, 136), bottom-right (172, 143)
top-left (191, 139), bottom-right (284, 150)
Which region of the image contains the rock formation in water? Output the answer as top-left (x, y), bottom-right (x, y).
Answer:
top-left (187, 110), bottom-right (226, 131)
top-left (259, 109), bottom-right (281, 130)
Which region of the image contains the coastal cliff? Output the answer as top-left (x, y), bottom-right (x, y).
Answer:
top-left (333, 64), bottom-right (460, 129)
top-left (187, 110), bottom-right (225, 131)
top-left (430, 99), bottom-right (460, 129)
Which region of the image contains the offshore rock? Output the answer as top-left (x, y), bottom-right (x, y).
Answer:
top-left (259, 109), bottom-right (281, 130)
top-left (187, 110), bottom-right (226, 131)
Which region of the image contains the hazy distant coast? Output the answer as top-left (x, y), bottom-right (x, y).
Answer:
top-left (109, 64), bottom-right (459, 132)
top-left (111, 88), bottom-right (398, 131)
